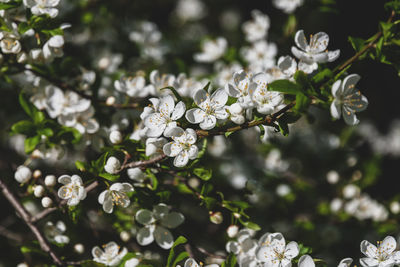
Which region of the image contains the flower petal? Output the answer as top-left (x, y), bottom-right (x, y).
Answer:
top-left (136, 226), bottom-right (155, 246)
top-left (360, 240), bottom-right (378, 258)
top-left (174, 151), bottom-right (189, 167)
top-left (310, 32), bottom-right (329, 53)
top-left (136, 209), bottom-right (154, 225)
top-left (193, 89), bottom-right (208, 106)
top-left (161, 212), bottom-right (185, 228)
top-left (154, 226), bottom-right (174, 249)
top-left (163, 142), bottom-right (183, 157)
top-left (211, 88), bottom-right (228, 108)
top-left (199, 115), bottom-right (217, 130)
top-left (58, 175), bottom-right (71, 185)
top-left (285, 241), bottom-right (299, 259)
top-left (295, 30), bottom-right (308, 51)
top-left (343, 74), bottom-right (361, 95)
top-left (298, 255), bottom-right (315, 267)
top-left (171, 101), bottom-right (186, 120)
top-left (185, 108), bottom-right (205, 124)
top-left (328, 50), bottom-right (340, 62)
top-left (144, 113), bottom-right (167, 138)
top-left (330, 100), bottom-right (342, 119)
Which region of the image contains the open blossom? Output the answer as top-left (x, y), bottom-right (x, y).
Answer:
top-left (98, 183), bottom-right (134, 213)
top-left (256, 233), bottom-right (299, 267)
top-left (298, 255), bottom-right (315, 267)
top-left (23, 0), bottom-right (60, 18)
top-left (226, 228), bottom-right (258, 264)
top-left (145, 137), bottom-right (167, 157)
top-left (330, 74), bottom-right (368, 126)
top-left (144, 95), bottom-right (186, 138)
top-left (291, 30), bottom-right (340, 73)
top-left (242, 10), bottom-right (270, 43)
top-left (186, 88), bottom-right (229, 130)
top-left (57, 175), bottom-right (86, 206)
top-left (0, 23), bottom-right (21, 54)
top-left (194, 37), bottom-right (227, 63)
top-left (273, 0), bottom-right (304, 14)
top-left (360, 236), bottom-right (399, 267)
top-left (44, 221), bottom-right (69, 244)
top-left (146, 70), bottom-right (175, 95)
top-left (114, 75), bottom-right (150, 98)
top-left (225, 70), bottom-right (257, 110)
top-left (163, 127), bottom-right (198, 167)
top-left (241, 40), bottom-right (277, 73)
top-left (338, 258), bottom-right (353, 267)
top-left (43, 35), bottom-right (64, 62)
top-left (92, 241), bottom-right (127, 266)
top-left (173, 73), bottom-right (206, 98)
top-left (251, 72), bottom-right (284, 115)
top-left (135, 203), bottom-right (184, 249)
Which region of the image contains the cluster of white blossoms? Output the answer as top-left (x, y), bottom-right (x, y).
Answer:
top-left (44, 221), bottom-right (69, 245)
top-left (330, 184), bottom-right (388, 222)
top-left (273, 0), bottom-right (304, 14)
top-left (23, 0), bottom-right (60, 18)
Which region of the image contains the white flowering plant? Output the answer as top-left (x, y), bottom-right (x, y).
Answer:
top-left (1, 0), bottom-right (400, 267)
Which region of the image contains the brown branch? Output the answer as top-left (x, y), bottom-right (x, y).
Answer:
top-left (335, 10), bottom-right (396, 72)
top-left (117, 154), bottom-right (167, 173)
top-left (196, 102), bottom-right (295, 138)
top-left (0, 224), bottom-right (23, 242)
top-left (0, 178), bottom-right (65, 266)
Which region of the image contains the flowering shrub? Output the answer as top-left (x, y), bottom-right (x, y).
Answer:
top-left (1, 0), bottom-right (400, 266)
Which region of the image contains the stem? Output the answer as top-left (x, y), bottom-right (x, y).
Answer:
top-left (118, 154), bottom-right (167, 173)
top-left (0, 178), bottom-right (65, 266)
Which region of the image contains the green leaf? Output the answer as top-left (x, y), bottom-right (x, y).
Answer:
top-left (19, 93), bottom-right (34, 117)
top-left (24, 135), bottom-right (40, 154)
top-left (166, 236), bottom-right (187, 267)
top-left (18, 22), bottom-right (31, 34)
top-left (99, 172), bottom-right (120, 181)
top-left (203, 197), bottom-right (217, 210)
top-left (225, 131), bottom-right (233, 138)
top-left (193, 168), bottom-right (212, 181)
top-left (268, 79), bottom-right (302, 95)
top-left (294, 93), bottom-right (311, 113)
top-left (37, 127), bottom-right (53, 137)
top-left (160, 86), bottom-right (183, 103)
top-left (311, 68), bottom-right (333, 84)
top-left (75, 161), bottom-right (88, 172)
top-left (221, 253), bottom-right (237, 267)
top-left (239, 219), bottom-right (261, 231)
top-left (11, 120), bottom-right (35, 135)
top-left (348, 36), bottom-right (365, 52)
top-left (172, 251), bottom-right (189, 267)
top-left (0, 2), bottom-right (20, 10)
top-left (277, 120), bottom-right (289, 136)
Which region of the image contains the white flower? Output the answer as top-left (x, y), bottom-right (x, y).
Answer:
top-left (98, 183), bottom-right (134, 213)
top-left (298, 255), bottom-right (315, 267)
top-left (41, 196), bottom-right (53, 207)
top-left (330, 74), bottom-right (368, 126)
top-left (242, 10), bottom-right (270, 43)
top-left (114, 75), bottom-right (150, 98)
top-left (163, 127), bottom-right (198, 167)
top-left (145, 137), bottom-right (168, 157)
top-left (225, 70), bottom-right (256, 110)
top-left (228, 103), bottom-right (245, 125)
top-left (183, 258), bottom-right (219, 267)
top-left (104, 156), bottom-right (121, 174)
top-left (251, 72), bottom-right (284, 115)
top-left (241, 40), bottom-right (277, 73)
top-left (256, 233), bottom-right (299, 267)
top-left (144, 95), bottom-right (186, 138)
top-left (360, 236), bottom-right (397, 267)
top-left (34, 185), bottom-right (45, 197)
top-left (173, 73), bottom-right (206, 98)
top-left (135, 203), bottom-right (184, 249)
top-left (92, 241), bottom-right (127, 266)
top-left (277, 56), bottom-right (298, 78)
top-left (194, 37), bottom-right (227, 63)
top-left (227, 225), bottom-right (239, 238)
top-left (0, 24), bottom-right (21, 54)
top-left (57, 174), bottom-right (87, 206)
top-left (58, 106), bottom-right (99, 134)
top-left (291, 30), bottom-right (340, 73)
top-left (214, 61), bottom-right (243, 88)
top-left (14, 165), bottom-right (32, 184)
top-left (273, 0), bottom-right (304, 14)
top-left (44, 221), bottom-right (69, 244)
top-left (23, 0), bottom-right (60, 18)
top-left (43, 35), bottom-right (64, 62)
top-left (338, 258), bottom-right (353, 267)
top-left (127, 168), bottom-right (146, 187)
top-left (147, 70), bottom-right (175, 96)
top-left (226, 228), bottom-right (258, 263)
top-left (186, 88), bottom-right (229, 130)
top-left (175, 0), bottom-right (206, 22)
top-left (109, 130), bottom-right (123, 144)
top-left (125, 258), bottom-right (140, 267)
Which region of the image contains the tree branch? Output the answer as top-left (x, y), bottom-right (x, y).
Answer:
top-left (0, 178), bottom-right (65, 266)
top-left (118, 154), bottom-right (167, 173)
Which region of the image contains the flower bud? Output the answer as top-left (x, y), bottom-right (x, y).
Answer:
top-left (34, 185), bottom-right (45, 198)
top-left (342, 184), bottom-right (360, 199)
top-left (120, 230), bottom-right (131, 242)
top-left (109, 130), bottom-right (123, 144)
top-left (227, 225), bottom-right (239, 238)
top-left (104, 156), bottom-right (121, 174)
top-left (390, 201), bottom-right (400, 214)
top-left (326, 170), bottom-right (339, 184)
top-left (41, 197), bottom-right (53, 208)
top-left (74, 243), bottom-right (85, 254)
top-left (229, 103), bottom-right (243, 115)
top-left (14, 165), bottom-right (32, 184)
top-left (44, 175), bottom-right (57, 187)
top-left (17, 263), bottom-right (29, 267)
top-left (106, 96), bottom-right (116, 106)
top-left (209, 211), bottom-right (223, 224)
top-left (33, 169), bottom-right (42, 179)
top-left (127, 168), bottom-right (145, 182)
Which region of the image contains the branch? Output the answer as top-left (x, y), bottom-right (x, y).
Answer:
top-left (196, 102), bottom-right (295, 138)
top-left (335, 10), bottom-right (396, 72)
top-left (117, 154), bottom-right (167, 173)
top-left (0, 178), bottom-right (65, 266)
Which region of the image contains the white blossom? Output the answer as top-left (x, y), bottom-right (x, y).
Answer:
top-left (251, 72), bottom-right (284, 115)
top-left (163, 127), bottom-right (198, 167)
top-left (228, 103), bottom-right (245, 125)
top-left (104, 156), bottom-right (121, 174)
top-left (186, 88), bottom-right (229, 130)
top-left (242, 10), bottom-right (270, 43)
top-left (14, 165), bottom-right (32, 184)
top-left (298, 255), bottom-right (315, 267)
top-left (338, 258), bottom-right (353, 267)
top-left (33, 185), bottom-right (45, 198)
top-left (43, 35), bottom-right (64, 62)
top-left (174, 0), bottom-right (206, 22)
top-left (291, 30), bottom-right (340, 73)
top-left (145, 137), bottom-right (168, 157)
top-left (114, 75), bottom-right (150, 98)
top-left (225, 70), bottom-right (256, 110)
top-left (41, 196), bottom-right (53, 207)
top-left (23, 0), bottom-right (60, 18)
top-left (241, 40), bottom-right (277, 73)
top-left (194, 37), bottom-right (227, 63)
top-left (57, 174), bottom-right (87, 206)
top-left (144, 95), bottom-right (186, 138)
top-left (92, 241), bottom-right (127, 266)
top-left (0, 23), bottom-right (21, 54)
top-left (135, 203), bottom-right (184, 249)
top-left (98, 183), bottom-right (134, 213)
top-left (273, 0), bottom-right (304, 14)
top-left (330, 74), bottom-right (368, 126)
top-left (360, 236), bottom-right (397, 267)
top-left (256, 233), bottom-right (299, 267)
top-left (44, 221), bottom-right (69, 244)
top-left (109, 130), bottom-right (123, 144)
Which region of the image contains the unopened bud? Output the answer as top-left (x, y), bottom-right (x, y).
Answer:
top-left (227, 225), bottom-right (239, 238)
top-left (106, 96), bottom-right (116, 106)
top-left (33, 185), bottom-right (45, 198)
top-left (209, 211), bottom-right (223, 224)
top-left (41, 197), bottom-right (53, 208)
top-left (44, 175), bottom-right (56, 187)
top-left (74, 243), bottom-right (85, 254)
top-left (14, 165), bottom-right (32, 184)
top-left (109, 130), bottom-right (123, 144)
top-left (120, 231), bottom-right (131, 242)
top-left (33, 169), bottom-right (42, 179)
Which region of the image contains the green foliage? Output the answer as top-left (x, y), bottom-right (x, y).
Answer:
top-left (268, 79), bottom-right (302, 95)
top-left (166, 236), bottom-right (188, 267)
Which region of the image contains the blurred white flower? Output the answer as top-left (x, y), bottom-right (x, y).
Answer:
top-left (273, 0), bottom-right (304, 14)
top-left (44, 221), bottom-right (69, 244)
top-left (92, 241), bottom-right (127, 266)
top-left (23, 0), bottom-right (60, 18)
top-left (194, 37), bottom-right (227, 63)
top-left (242, 10), bottom-right (270, 43)
top-left (14, 165), bottom-right (32, 184)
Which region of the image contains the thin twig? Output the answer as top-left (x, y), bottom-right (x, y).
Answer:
top-left (0, 178), bottom-right (64, 266)
top-left (196, 102), bottom-right (295, 138)
top-left (0, 224), bottom-right (23, 242)
top-left (117, 154), bottom-right (167, 173)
